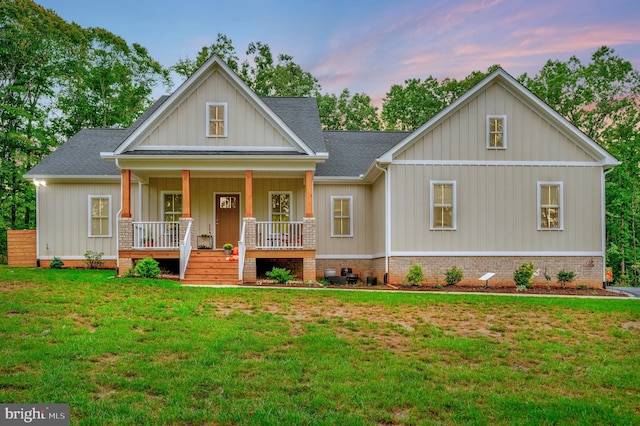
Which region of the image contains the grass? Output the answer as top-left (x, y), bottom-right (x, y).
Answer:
top-left (1, 265), bottom-right (639, 425)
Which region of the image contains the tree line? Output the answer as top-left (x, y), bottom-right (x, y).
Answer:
top-left (2, 0), bottom-right (640, 285)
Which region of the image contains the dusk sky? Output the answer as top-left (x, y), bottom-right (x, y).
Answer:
top-left (35, 0), bottom-right (640, 105)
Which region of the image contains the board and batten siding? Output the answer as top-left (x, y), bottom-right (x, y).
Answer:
top-left (315, 184), bottom-right (374, 256)
top-left (389, 164), bottom-right (602, 253)
top-left (394, 82), bottom-right (595, 163)
top-left (139, 70), bottom-right (293, 149)
top-left (37, 182), bottom-right (120, 259)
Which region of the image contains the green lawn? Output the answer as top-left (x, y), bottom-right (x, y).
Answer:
top-left (1, 266), bottom-right (639, 425)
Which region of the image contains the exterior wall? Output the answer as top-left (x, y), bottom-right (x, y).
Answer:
top-left (314, 183), bottom-right (373, 256)
top-left (395, 82), bottom-right (594, 163)
top-left (370, 176), bottom-right (387, 256)
top-left (387, 255), bottom-right (604, 288)
top-left (389, 164), bottom-right (603, 253)
top-left (139, 69), bottom-right (293, 149)
top-left (37, 181), bottom-right (120, 261)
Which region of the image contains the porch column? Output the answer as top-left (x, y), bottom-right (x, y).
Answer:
top-left (245, 170), bottom-right (253, 217)
top-left (182, 170), bottom-right (191, 218)
top-left (305, 170), bottom-right (314, 218)
top-left (121, 170), bottom-right (131, 218)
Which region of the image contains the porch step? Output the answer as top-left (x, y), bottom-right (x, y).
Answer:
top-left (182, 250), bottom-right (242, 285)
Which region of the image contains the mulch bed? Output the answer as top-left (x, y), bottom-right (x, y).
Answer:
top-left (246, 280), bottom-right (626, 297)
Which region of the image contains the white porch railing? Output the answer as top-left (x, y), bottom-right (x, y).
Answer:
top-left (238, 221), bottom-right (246, 280)
top-left (133, 221), bottom-right (180, 249)
top-left (256, 221), bottom-right (303, 249)
top-left (179, 221), bottom-right (192, 280)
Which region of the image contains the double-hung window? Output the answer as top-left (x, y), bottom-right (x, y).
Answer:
top-left (206, 102), bottom-right (227, 137)
top-left (430, 181), bottom-right (456, 230)
top-left (163, 192), bottom-right (182, 222)
top-left (331, 196), bottom-right (353, 237)
top-left (487, 115), bottom-right (507, 149)
top-left (89, 196), bottom-right (111, 237)
top-left (538, 182), bottom-right (563, 230)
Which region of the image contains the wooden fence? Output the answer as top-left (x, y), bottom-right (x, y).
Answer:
top-left (7, 230), bottom-right (37, 267)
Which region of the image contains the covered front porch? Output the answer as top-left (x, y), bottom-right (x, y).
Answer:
top-left (116, 169), bottom-right (317, 284)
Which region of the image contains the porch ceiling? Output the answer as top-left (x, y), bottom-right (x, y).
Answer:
top-left (130, 169), bottom-right (312, 181)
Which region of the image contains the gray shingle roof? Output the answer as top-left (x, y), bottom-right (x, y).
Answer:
top-left (25, 96), bottom-right (169, 178)
top-left (261, 97), bottom-right (326, 153)
top-left (316, 131), bottom-right (410, 177)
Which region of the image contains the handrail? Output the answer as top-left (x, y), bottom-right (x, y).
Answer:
top-left (255, 221), bottom-right (304, 249)
top-left (179, 221), bottom-right (192, 280)
top-left (133, 221), bottom-right (180, 249)
top-left (238, 221), bottom-right (246, 280)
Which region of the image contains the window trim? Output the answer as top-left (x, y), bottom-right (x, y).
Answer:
top-left (537, 181), bottom-right (563, 231)
top-left (88, 195), bottom-right (112, 238)
top-left (160, 191), bottom-right (183, 222)
top-left (205, 102), bottom-right (228, 137)
top-left (486, 115), bottom-right (507, 149)
top-left (430, 181), bottom-right (456, 231)
top-left (330, 196), bottom-right (353, 238)
top-left (269, 191), bottom-right (293, 223)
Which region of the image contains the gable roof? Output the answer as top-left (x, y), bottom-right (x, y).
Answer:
top-left (110, 55), bottom-right (320, 157)
top-left (262, 97), bottom-right (326, 154)
top-left (378, 68), bottom-right (620, 167)
top-left (317, 131), bottom-right (409, 179)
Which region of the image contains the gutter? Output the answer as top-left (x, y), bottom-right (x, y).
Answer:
top-left (602, 167), bottom-right (615, 287)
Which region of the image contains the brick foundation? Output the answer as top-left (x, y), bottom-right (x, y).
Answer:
top-left (388, 256), bottom-right (604, 288)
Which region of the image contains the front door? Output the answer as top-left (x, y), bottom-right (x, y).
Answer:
top-left (215, 194), bottom-right (240, 249)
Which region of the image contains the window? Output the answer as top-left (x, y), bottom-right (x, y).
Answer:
top-left (163, 192), bottom-right (182, 222)
top-left (331, 196), bottom-right (353, 237)
top-left (430, 181), bottom-right (456, 230)
top-left (487, 115), bottom-right (507, 149)
top-left (538, 182), bottom-right (563, 230)
top-left (89, 196), bottom-right (111, 237)
top-left (270, 192), bottom-right (292, 223)
top-left (206, 102), bottom-right (227, 137)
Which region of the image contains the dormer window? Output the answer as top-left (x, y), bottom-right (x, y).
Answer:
top-left (487, 115), bottom-right (506, 149)
top-left (206, 102), bottom-right (227, 137)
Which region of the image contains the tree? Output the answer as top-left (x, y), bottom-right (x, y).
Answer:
top-left (0, 0), bottom-right (70, 246)
top-left (381, 65), bottom-right (499, 131)
top-left (55, 27), bottom-right (171, 138)
top-left (173, 33), bottom-right (240, 78)
top-left (316, 89), bottom-right (380, 130)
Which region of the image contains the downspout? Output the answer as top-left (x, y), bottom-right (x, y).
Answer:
top-left (33, 179), bottom-right (40, 266)
top-left (375, 162), bottom-right (390, 281)
top-left (602, 167), bottom-right (614, 287)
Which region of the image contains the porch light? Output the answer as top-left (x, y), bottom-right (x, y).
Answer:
top-left (33, 179), bottom-right (46, 187)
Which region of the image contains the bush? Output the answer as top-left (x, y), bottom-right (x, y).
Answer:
top-left (514, 262), bottom-right (535, 290)
top-left (445, 266), bottom-right (463, 286)
top-left (135, 257), bottom-right (161, 279)
top-left (49, 257), bottom-right (64, 269)
top-left (405, 263), bottom-right (424, 286)
top-left (556, 269), bottom-right (576, 287)
top-left (265, 267), bottom-right (295, 283)
top-left (84, 251), bottom-right (104, 269)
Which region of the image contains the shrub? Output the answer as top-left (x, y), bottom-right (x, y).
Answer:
top-left (445, 266), bottom-right (463, 286)
top-left (265, 267), bottom-right (295, 284)
top-left (405, 263), bottom-right (424, 286)
top-left (135, 257), bottom-right (161, 279)
top-left (84, 251), bottom-right (104, 269)
top-left (514, 262), bottom-right (535, 290)
top-left (556, 270), bottom-right (576, 287)
top-left (49, 257), bottom-right (64, 269)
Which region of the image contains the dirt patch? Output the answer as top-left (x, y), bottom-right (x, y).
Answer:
top-left (244, 282), bottom-right (625, 297)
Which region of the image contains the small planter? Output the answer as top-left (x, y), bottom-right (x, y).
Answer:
top-left (223, 244), bottom-right (233, 255)
top-left (224, 249), bottom-right (232, 255)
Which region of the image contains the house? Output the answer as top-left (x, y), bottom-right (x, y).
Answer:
top-left (24, 56), bottom-right (619, 287)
